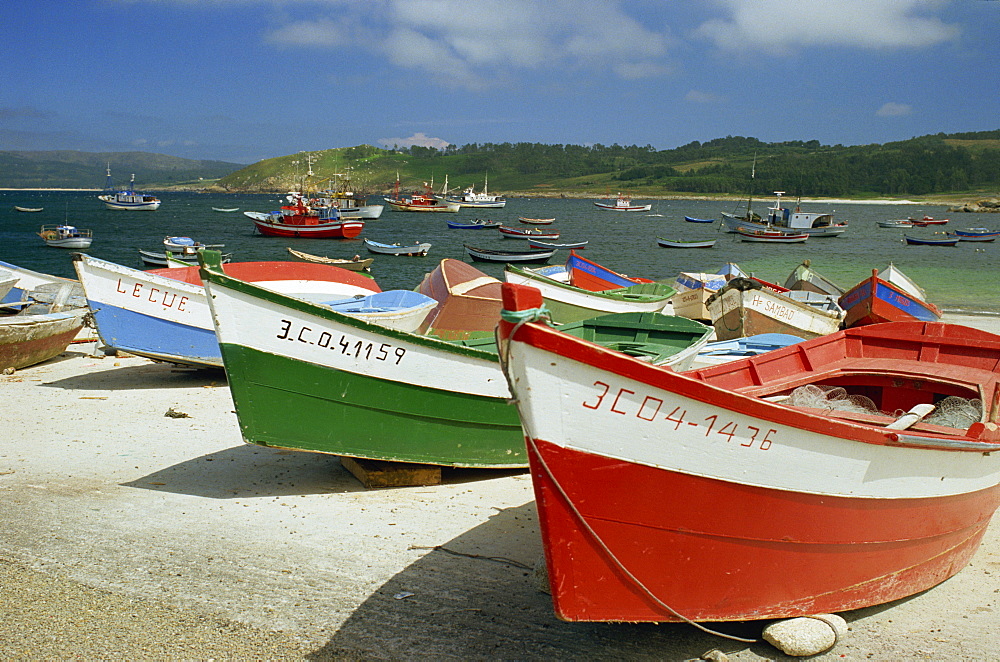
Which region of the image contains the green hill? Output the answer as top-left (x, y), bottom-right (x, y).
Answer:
top-left (0, 150), bottom-right (244, 189)
top-left (214, 131), bottom-right (1000, 200)
top-left (4, 130), bottom-right (1000, 199)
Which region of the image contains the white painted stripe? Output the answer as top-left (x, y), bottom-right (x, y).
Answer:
top-left (206, 279), bottom-right (511, 399)
top-left (507, 340), bottom-right (1000, 500)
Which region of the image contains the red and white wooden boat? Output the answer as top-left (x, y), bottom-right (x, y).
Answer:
top-left (498, 225), bottom-right (560, 240)
top-left (911, 216), bottom-right (949, 227)
top-left (498, 282), bottom-right (1000, 623)
top-left (246, 206), bottom-right (364, 239)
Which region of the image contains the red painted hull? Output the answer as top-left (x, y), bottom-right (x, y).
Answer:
top-left (0, 312), bottom-right (86, 370)
top-left (253, 218), bottom-right (363, 239)
top-left (147, 261), bottom-right (381, 291)
top-left (527, 437), bottom-right (997, 622)
top-left (839, 273), bottom-right (942, 327)
top-left (416, 259), bottom-right (501, 339)
top-left (498, 283), bottom-right (1000, 623)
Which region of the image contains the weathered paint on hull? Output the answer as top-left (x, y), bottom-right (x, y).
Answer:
top-left (0, 311), bottom-right (86, 370)
top-left (709, 287), bottom-right (842, 340)
top-left (220, 342), bottom-right (526, 467)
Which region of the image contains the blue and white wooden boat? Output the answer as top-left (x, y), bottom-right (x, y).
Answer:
top-left (904, 234), bottom-right (959, 246)
top-left (954, 228), bottom-right (1000, 241)
top-left (320, 290), bottom-right (437, 333)
top-left (684, 216), bottom-right (715, 223)
top-left (0, 260), bottom-right (85, 311)
top-left (97, 166), bottom-right (161, 210)
top-left (446, 219), bottom-right (502, 229)
top-left (363, 239), bottom-right (432, 256)
top-left (71, 253), bottom-right (381, 368)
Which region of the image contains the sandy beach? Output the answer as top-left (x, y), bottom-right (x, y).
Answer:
top-left (2, 315), bottom-right (999, 660)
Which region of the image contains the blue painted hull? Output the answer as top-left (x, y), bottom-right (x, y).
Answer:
top-left (87, 299), bottom-right (222, 367)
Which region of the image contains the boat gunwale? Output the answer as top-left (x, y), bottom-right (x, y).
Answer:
top-left (199, 253), bottom-right (503, 363)
top-left (505, 314), bottom-right (1000, 453)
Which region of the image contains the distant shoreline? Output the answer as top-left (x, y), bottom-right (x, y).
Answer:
top-left (0, 187), bottom-right (960, 205)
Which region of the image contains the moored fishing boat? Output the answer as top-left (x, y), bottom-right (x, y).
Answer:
top-left (518, 217), bottom-right (555, 225)
top-left (527, 239), bottom-right (589, 250)
top-left (363, 239), bottom-right (431, 256)
top-left (97, 166), bottom-right (161, 210)
top-left (14, 206), bottom-right (43, 212)
top-left (464, 245), bottom-right (556, 264)
top-left (839, 264), bottom-right (942, 327)
top-left (498, 225), bottom-right (560, 240)
top-left (446, 219), bottom-right (502, 229)
top-left (503, 263), bottom-right (676, 324)
top-left (38, 225), bottom-right (93, 249)
top-left (724, 191), bottom-right (846, 237)
top-left (497, 282), bottom-right (1000, 623)
top-left (594, 192), bottom-right (651, 212)
top-left (707, 277), bottom-right (845, 341)
top-left (656, 237), bottom-right (716, 249)
top-left (286, 247), bottom-right (373, 272)
top-left (735, 227), bottom-right (809, 243)
top-left (384, 179), bottom-right (460, 213)
top-left (443, 175), bottom-right (506, 208)
top-left (212, 207), bottom-right (240, 212)
top-left (954, 228), bottom-right (1000, 241)
top-left (684, 215), bottom-right (714, 223)
top-left (248, 206), bottom-right (364, 239)
top-left (878, 219), bottom-right (914, 228)
top-left (904, 234), bottom-right (959, 246)
top-left (911, 216), bottom-right (949, 226)
top-left (73, 253), bottom-right (380, 368)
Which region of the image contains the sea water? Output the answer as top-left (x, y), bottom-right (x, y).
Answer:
top-left (2, 190), bottom-right (998, 315)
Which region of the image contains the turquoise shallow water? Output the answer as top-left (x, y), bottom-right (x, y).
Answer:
top-left (3, 190), bottom-right (998, 315)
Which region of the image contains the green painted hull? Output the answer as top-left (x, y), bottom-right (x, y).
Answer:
top-left (220, 343), bottom-right (527, 468)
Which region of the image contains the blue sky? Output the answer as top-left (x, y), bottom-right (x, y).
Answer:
top-left (2, 0), bottom-right (998, 164)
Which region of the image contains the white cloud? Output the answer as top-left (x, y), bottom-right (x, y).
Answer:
top-left (377, 132), bottom-right (451, 149)
top-left (695, 0), bottom-right (960, 55)
top-left (261, 0), bottom-right (674, 89)
top-left (877, 102), bottom-right (913, 117)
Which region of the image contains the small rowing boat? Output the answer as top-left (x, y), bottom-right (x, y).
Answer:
top-left (656, 237), bottom-right (716, 249)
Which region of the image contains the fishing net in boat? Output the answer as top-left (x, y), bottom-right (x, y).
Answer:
top-left (924, 396), bottom-right (983, 429)
top-left (782, 384), bottom-right (879, 415)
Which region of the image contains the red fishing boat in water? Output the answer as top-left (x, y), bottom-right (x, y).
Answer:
top-left (565, 251), bottom-right (652, 292)
top-left (498, 282), bottom-right (1000, 623)
top-left (246, 202), bottom-right (364, 239)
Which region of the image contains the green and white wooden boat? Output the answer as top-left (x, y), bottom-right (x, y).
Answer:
top-left (199, 251), bottom-right (711, 467)
top-left (503, 263), bottom-right (677, 324)
top-left (199, 251), bottom-right (524, 468)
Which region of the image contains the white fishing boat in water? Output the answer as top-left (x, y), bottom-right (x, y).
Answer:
top-left (97, 165), bottom-right (161, 210)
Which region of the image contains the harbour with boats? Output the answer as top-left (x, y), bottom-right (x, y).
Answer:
top-left (4, 186), bottom-right (1000, 658)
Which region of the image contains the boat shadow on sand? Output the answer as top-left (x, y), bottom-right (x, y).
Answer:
top-left (123, 448), bottom-right (526, 500)
top-left (306, 502), bottom-right (782, 660)
top-left (38, 358), bottom-right (226, 391)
